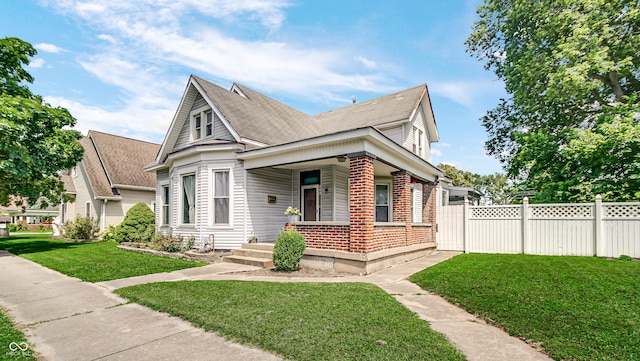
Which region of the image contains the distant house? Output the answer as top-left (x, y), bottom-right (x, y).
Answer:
top-left (56, 130), bottom-right (160, 234)
top-left (146, 75), bottom-right (445, 272)
top-left (0, 197), bottom-right (58, 229)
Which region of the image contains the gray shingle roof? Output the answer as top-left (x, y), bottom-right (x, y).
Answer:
top-left (81, 131), bottom-right (160, 197)
top-left (193, 76), bottom-right (321, 145)
top-left (313, 85), bottom-right (427, 134)
top-left (194, 76), bottom-right (428, 145)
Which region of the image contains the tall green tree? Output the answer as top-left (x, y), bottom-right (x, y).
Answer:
top-left (467, 0), bottom-right (640, 202)
top-left (437, 163), bottom-right (514, 205)
top-left (0, 37), bottom-right (83, 207)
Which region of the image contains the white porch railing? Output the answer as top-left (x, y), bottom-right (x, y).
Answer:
top-left (436, 196), bottom-right (640, 258)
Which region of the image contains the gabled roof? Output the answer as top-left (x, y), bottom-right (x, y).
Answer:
top-left (81, 131), bottom-right (160, 198)
top-left (193, 76), bottom-right (321, 144)
top-left (152, 75), bottom-right (439, 169)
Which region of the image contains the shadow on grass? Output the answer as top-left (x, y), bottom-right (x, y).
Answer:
top-left (0, 235), bottom-right (89, 255)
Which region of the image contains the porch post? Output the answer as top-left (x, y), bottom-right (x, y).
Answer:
top-left (392, 170), bottom-right (412, 244)
top-left (422, 182), bottom-right (437, 242)
top-left (348, 153), bottom-right (375, 253)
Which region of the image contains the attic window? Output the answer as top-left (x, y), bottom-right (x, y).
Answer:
top-left (194, 115), bottom-right (202, 139)
top-left (191, 108), bottom-right (214, 141)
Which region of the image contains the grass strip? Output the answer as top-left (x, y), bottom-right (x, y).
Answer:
top-left (0, 308), bottom-right (37, 361)
top-left (116, 280), bottom-right (465, 361)
top-left (410, 254), bottom-right (640, 361)
top-left (0, 234), bottom-right (205, 282)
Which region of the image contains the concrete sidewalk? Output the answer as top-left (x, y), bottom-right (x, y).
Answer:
top-left (0, 251), bottom-right (280, 361)
top-left (1, 249), bottom-right (552, 361)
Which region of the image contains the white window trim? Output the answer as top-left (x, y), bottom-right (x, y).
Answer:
top-left (159, 182), bottom-right (170, 227)
top-left (208, 165), bottom-right (234, 228)
top-left (179, 171), bottom-right (197, 227)
top-left (190, 106), bottom-right (213, 141)
top-left (374, 182), bottom-right (392, 222)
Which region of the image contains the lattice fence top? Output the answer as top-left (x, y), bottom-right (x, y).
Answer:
top-left (529, 205), bottom-right (592, 218)
top-left (603, 204), bottom-right (640, 218)
top-left (471, 206), bottom-right (520, 218)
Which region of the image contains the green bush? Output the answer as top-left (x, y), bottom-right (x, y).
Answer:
top-left (8, 223), bottom-right (17, 232)
top-left (63, 215), bottom-right (99, 240)
top-left (115, 202), bottom-right (155, 243)
top-left (273, 230), bottom-right (306, 271)
top-left (99, 224), bottom-right (118, 242)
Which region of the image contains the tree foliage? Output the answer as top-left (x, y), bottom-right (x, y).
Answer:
top-left (0, 37), bottom-right (83, 207)
top-left (467, 0), bottom-right (640, 202)
top-left (437, 163), bottom-right (514, 205)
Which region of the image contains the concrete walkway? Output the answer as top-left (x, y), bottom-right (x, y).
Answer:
top-left (0, 250), bottom-right (552, 361)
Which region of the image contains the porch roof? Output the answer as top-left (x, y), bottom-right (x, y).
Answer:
top-left (237, 127), bottom-right (443, 182)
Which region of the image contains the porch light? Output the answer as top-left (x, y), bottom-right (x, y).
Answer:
top-left (336, 155), bottom-right (347, 163)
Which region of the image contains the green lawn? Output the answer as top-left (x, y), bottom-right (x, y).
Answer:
top-left (0, 234), bottom-right (205, 282)
top-left (0, 308), bottom-right (36, 361)
top-left (115, 281), bottom-right (465, 361)
top-left (410, 254), bottom-right (640, 361)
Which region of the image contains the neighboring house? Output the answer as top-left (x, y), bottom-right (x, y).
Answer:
top-left (0, 197), bottom-right (58, 229)
top-left (57, 130), bottom-right (160, 234)
top-left (146, 75), bottom-right (444, 272)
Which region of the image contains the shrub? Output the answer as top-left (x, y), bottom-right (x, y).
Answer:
top-left (99, 224), bottom-right (118, 242)
top-left (115, 202), bottom-right (155, 243)
top-left (619, 254), bottom-right (633, 261)
top-left (8, 223), bottom-right (17, 232)
top-left (153, 233), bottom-right (187, 252)
top-left (63, 215), bottom-right (99, 240)
top-left (273, 230), bottom-right (306, 271)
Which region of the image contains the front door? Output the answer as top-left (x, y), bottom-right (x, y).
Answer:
top-left (302, 186), bottom-right (318, 221)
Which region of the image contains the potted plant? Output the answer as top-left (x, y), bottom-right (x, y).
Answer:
top-left (284, 206), bottom-right (302, 224)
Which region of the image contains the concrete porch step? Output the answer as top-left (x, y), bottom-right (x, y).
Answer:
top-left (223, 255), bottom-right (273, 268)
top-left (241, 243), bottom-right (275, 251)
top-left (223, 243), bottom-right (275, 268)
top-left (231, 249), bottom-right (273, 259)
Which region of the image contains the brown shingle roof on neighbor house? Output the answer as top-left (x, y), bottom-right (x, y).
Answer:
top-left (81, 131), bottom-right (160, 198)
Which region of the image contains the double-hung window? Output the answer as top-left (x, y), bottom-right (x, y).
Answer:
top-left (194, 115), bottom-right (202, 140)
top-left (206, 111), bottom-right (213, 137)
top-left (182, 174), bottom-right (196, 224)
top-left (413, 126), bottom-right (424, 156)
top-left (161, 185), bottom-right (170, 226)
top-left (213, 170), bottom-right (230, 224)
top-left (375, 184), bottom-right (389, 222)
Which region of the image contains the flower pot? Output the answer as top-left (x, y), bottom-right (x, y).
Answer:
top-left (288, 215), bottom-right (299, 224)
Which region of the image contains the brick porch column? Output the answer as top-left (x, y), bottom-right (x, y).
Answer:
top-left (348, 153), bottom-right (375, 253)
top-left (422, 182), bottom-right (437, 242)
top-left (392, 171), bottom-right (412, 244)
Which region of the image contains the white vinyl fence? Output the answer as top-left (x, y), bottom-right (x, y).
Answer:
top-left (436, 196), bottom-right (640, 258)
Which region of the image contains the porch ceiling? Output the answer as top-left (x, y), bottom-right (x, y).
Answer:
top-left (274, 158), bottom-right (398, 176)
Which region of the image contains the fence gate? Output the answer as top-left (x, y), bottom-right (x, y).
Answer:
top-left (437, 205), bottom-right (464, 251)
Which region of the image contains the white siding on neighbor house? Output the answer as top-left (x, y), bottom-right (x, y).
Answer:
top-left (73, 163), bottom-right (101, 222)
top-left (104, 189), bottom-right (155, 228)
top-left (246, 168), bottom-right (292, 243)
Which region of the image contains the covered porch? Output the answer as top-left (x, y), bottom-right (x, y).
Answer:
top-left (240, 127), bottom-right (442, 268)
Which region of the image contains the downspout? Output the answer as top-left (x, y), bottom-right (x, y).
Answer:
top-left (101, 199), bottom-right (107, 230)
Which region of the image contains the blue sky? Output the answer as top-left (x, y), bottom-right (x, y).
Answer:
top-left (0, 0), bottom-right (507, 175)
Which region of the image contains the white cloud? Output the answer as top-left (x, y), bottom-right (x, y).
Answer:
top-left (429, 80), bottom-right (504, 111)
top-left (355, 56), bottom-right (378, 70)
top-left (43, 0), bottom-right (394, 103)
top-left (430, 147), bottom-right (443, 157)
top-left (28, 58), bottom-right (46, 68)
top-left (34, 43), bottom-right (66, 53)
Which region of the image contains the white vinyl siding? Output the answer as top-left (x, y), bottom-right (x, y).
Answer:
top-left (380, 125), bottom-right (403, 145)
top-left (246, 168), bottom-right (292, 243)
top-left (411, 183), bottom-right (423, 223)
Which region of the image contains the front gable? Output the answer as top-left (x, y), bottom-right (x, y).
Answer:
top-left (153, 77), bottom-right (241, 168)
